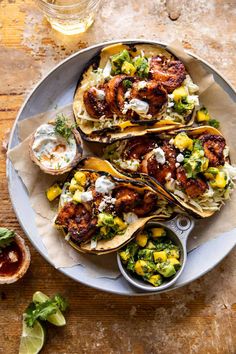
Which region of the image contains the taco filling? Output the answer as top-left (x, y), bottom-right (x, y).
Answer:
top-left (104, 129), bottom-right (236, 215)
top-left (55, 170), bottom-right (174, 249)
top-left (73, 44), bottom-right (199, 139)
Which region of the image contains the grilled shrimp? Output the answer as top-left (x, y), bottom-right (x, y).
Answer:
top-left (133, 190), bottom-right (158, 217)
top-left (140, 142), bottom-right (177, 184)
top-left (83, 85), bottom-right (112, 119)
top-left (122, 137), bottom-right (157, 161)
top-left (176, 166), bottom-right (208, 198)
top-left (55, 202), bottom-right (97, 244)
top-left (113, 187), bottom-right (157, 217)
top-left (199, 134), bottom-right (226, 167)
top-left (130, 80), bottom-right (168, 116)
top-left (149, 56), bottom-right (186, 93)
top-left (105, 75), bottom-right (136, 116)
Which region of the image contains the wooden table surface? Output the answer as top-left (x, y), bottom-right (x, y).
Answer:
top-left (0, 1), bottom-right (236, 353)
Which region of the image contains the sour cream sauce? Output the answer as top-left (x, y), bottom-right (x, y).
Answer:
top-left (32, 123), bottom-right (77, 170)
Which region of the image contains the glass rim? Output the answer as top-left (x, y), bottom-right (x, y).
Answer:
top-left (37, 0), bottom-right (100, 10)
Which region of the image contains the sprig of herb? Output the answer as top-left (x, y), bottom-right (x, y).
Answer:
top-left (54, 114), bottom-right (75, 140)
top-left (25, 294), bottom-right (68, 328)
top-left (0, 227), bottom-right (15, 249)
top-left (209, 119), bottom-right (220, 129)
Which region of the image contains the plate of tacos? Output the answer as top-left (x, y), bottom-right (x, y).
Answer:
top-left (7, 40), bottom-right (236, 295)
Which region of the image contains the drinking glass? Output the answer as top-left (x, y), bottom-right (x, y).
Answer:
top-left (36, 0), bottom-right (102, 35)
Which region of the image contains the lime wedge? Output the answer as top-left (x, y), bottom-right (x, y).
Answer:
top-left (32, 291), bottom-right (66, 327)
top-left (19, 318), bottom-right (45, 354)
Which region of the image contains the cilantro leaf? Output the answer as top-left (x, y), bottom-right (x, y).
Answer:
top-left (123, 79), bottom-right (133, 89)
top-left (133, 56), bottom-right (149, 78)
top-left (55, 114), bottom-right (75, 140)
top-left (0, 228), bottom-right (15, 249)
top-left (25, 294), bottom-right (68, 328)
top-left (209, 119), bottom-right (220, 129)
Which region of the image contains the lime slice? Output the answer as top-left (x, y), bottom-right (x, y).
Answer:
top-left (19, 318), bottom-right (45, 354)
top-left (32, 291), bottom-right (66, 327)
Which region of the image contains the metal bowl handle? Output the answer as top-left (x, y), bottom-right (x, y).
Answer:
top-left (164, 214), bottom-right (195, 246)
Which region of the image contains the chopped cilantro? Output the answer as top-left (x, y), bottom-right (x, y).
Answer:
top-left (123, 79), bottom-right (133, 89)
top-left (55, 114), bottom-right (75, 140)
top-left (0, 228), bottom-right (15, 249)
top-left (209, 119), bottom-right (220, 128)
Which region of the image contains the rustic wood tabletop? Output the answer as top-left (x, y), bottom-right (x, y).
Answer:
top-left (0, 1), bottom-right (236, 353)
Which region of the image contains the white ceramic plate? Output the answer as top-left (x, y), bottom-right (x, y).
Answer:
top-left (7, 40), bottom-right (236, 295)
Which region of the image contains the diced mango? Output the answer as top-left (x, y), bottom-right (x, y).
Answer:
top-left (168, 257), bottom-right (181, 268)
top-left (46, 184), bottom-right (62, 202)
top-left (72, 190), bottom-right (82, 203)
top-left (153, 251), bottom-right (167, 263)
top-left (151, 227), bottom-right (165, 238)
top-left (146, 241), bottom-right (156, 249)
top-left (134, 260), bottom-right (147, 276)
top-left (204, 167), bottom-right (219, 180)
top-left (148, 274), bottom-right (162, 287)
top-left (135, 233), bottom-right (148, 247)
top-left (174, 133), bottom-right (193, 151)
top-left (121, 61), bottom-right (136, 75)
top-left (172, 86), bottom-right (188, 102)
top-left (114, 217), bottom-right (127, 231)
top-left (119, 250), bottom-right (130, 263)
top-left (196, 108), bottom-right (210, 122)
top-left (168, 249), bottom-right (180, 259)
top-left (69, 178), bottom-right (84, 193)
top-left (74, 171), bottom-right (87, 186)
top-left (211, 171), bottom-right (227, 189)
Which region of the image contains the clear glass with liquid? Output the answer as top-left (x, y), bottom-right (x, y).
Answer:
top-left (36, 0), bottom-right (102, 35)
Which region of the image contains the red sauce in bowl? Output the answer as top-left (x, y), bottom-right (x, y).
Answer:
top-left (0, 241), bottom-right (23, 277)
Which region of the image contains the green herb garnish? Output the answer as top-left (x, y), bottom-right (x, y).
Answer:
top-left (173, 98), bottom-right (195, 114)
top-left (133, 56), bottom-right (149, 78)
top-left (209, 119), bottom-right (220, 128)
top-left (55, 114), bottom-right (74, 140)
top-left (123, 79), bottom-right (133, 89)
top-left (0, 227), bottom-right (15, 249)
top-left (25, 294), bottom-right (68, 328)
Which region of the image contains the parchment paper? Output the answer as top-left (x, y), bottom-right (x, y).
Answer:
top-left (7, 41), bottom-right (236, 277)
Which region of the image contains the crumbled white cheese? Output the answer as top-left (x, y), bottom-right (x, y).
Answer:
top-left (8, 251), bottom-right (18, 263)
top-left (124, 89), bottom-right (131, 99)
top-left (95, 176), bottom-right (115, 194)
top-left (153, 147), bottom-right (166, 165)
top-left (187, 95), bottom-right (199, 106)
top-left (123, 98), bottom-right (149, 115)
top-left (98, 195), bottom-right (116, 212)
top-left (80, 191), bottom-right (93, 202)
top-left (175, 162), bottom-right (180, 168)
top-left (165, 172), bottom-right (172, 181)
top-left (94, 88), bottom-right (105, 101)
top-left (176, 153), bottom-right (184, 163)
top-left (123, 212), bottom-right (138, 224)
top-left (115, 158), bottom-right (140, 172)
top-left (137, 81), bottom-right (147, 90)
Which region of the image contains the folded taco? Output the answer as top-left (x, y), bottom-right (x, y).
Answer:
top-left (104, 126), bottom-right (236, 217)
top-left (54, 165), bottom-right (176, 254)
top-left (73, 43), bottom-right (199, 143)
